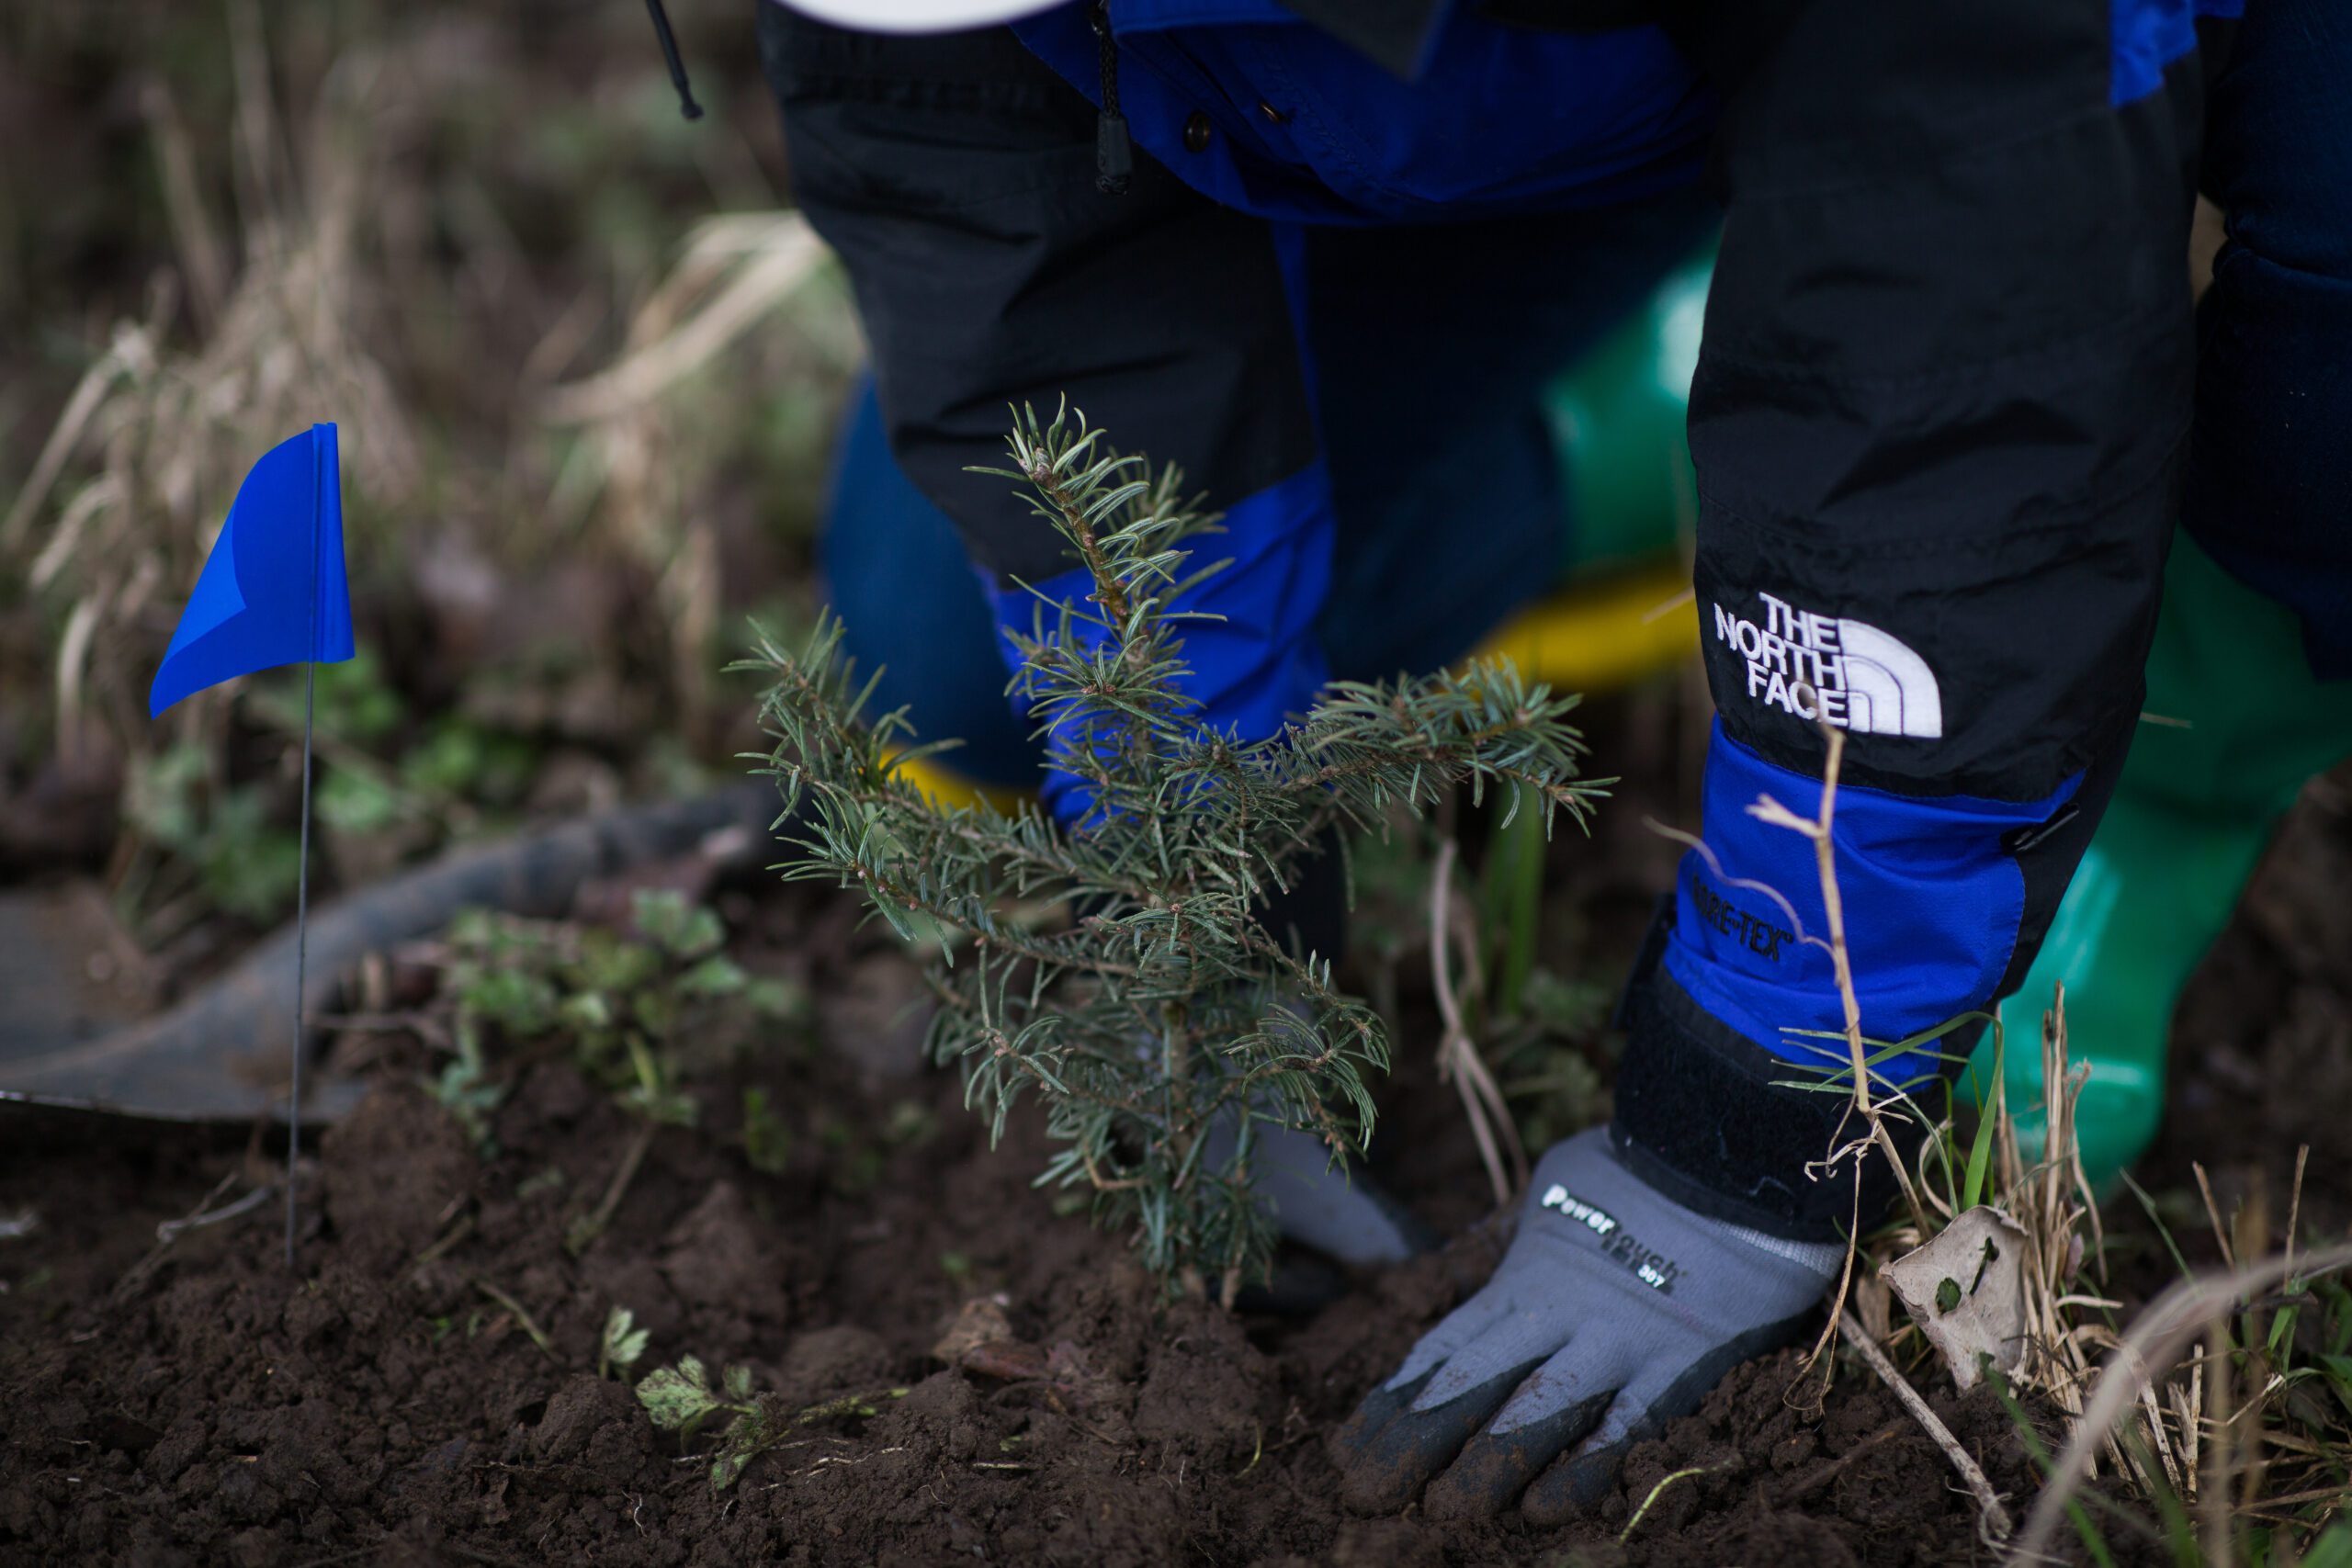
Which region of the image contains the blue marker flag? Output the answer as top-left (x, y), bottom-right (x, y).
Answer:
top-left (150, 423), bottom-right (353, 717)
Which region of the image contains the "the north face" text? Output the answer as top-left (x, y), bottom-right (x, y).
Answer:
top-left (1712, 592), bottom-right (1943, 740)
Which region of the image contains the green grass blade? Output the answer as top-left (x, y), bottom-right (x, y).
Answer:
top-left (1961, 1015), bottom-right (2002, 1213)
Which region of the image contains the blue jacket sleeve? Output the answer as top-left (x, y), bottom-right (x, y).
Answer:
top-left (1612, 0), bottom-right (2208, 1238)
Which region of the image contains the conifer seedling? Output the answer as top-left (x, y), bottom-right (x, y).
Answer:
top-left (748, 405), bottom-right (1605, 1303)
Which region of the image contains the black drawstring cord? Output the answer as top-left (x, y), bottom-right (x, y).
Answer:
top-left (645, 0), bottom-right (705, 121)
top-left (1091, 2), bottom-right (1131, 195)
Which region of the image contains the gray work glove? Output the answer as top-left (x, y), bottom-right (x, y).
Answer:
top-left (1204, 1112), bottom-right (1433, 1269)
top-left (1331, 1128), bottom-right (1842, 1521)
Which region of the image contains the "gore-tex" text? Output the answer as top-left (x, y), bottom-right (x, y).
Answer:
top-left (1686, 871), bottom-right (1793, 964)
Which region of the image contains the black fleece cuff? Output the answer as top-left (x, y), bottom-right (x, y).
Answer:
top-left (1608, 901), bottom-right (1955, 1243)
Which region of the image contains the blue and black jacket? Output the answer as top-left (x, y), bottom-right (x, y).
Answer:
top-left (759, 0), bottom-right (2238, 1237)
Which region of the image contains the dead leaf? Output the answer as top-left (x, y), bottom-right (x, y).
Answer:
top-left (1883, 1205), bottom-right (2029, 1392)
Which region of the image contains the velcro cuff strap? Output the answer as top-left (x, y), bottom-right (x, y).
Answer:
top-left (1611, 914), bottom-right (1951, 1242)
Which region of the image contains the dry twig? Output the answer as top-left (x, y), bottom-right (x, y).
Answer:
top-left (1746, 727), bottom-right (1928, 1235)
top-left (108, 1171), bottom-right (274, 1302)
top-left (1742, 724), bottom-right (1935, 1395)
top-left (1428, 838), bottom-right (1526, 1205)
top-left (2012, 1240), bottom-right (2352, 1562)
top-left (569, 1120), bottom-right (658, 1256)
top-left (473, 1279), bottom-right (557, 1359)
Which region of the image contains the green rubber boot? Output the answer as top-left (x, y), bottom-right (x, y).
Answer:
top-left (1980, 536), bottom-right (2352, 1187)
top-left (1541, 251), bottom-right (1711, 578)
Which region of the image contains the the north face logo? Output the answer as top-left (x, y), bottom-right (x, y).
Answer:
top-left (1712, 592), bottom-right (1942, 739)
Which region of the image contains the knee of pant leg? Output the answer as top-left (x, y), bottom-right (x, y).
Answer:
top-left (2205, 0), bottom-right (2352, 281)
top-left (1318, 402), bottom-right (1563, 683)
top-left (2195, 0), bottom-right (2352, 662)
top-left (2187, 251), bottom-right (2352, 677)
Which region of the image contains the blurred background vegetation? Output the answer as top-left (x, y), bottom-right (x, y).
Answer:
top-left (0, 0), bottom-right (861, 975)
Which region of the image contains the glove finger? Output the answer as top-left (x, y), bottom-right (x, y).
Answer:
top-left (1408, 1308), bottom-right (1563, 1413)
top-left (1329, 1369), bottom-right (1420, 1463)
top-left (1216, 1118), bottom-right (1437, 1268)
top-left (1521, 1310), bottom-right (1825, 1524)
top-left (1419, 1344), bottom-right (1622, 1521)
top-left (1519, 1381), bottom-right (1667, 1525)
top-left (1337, 1360), bottom-right (1541, 1516)
top-left (1384, 1290), bottom-right (1511, 1393)
top-left (1258, 1150), bottom-right (1438, 1268)
top-left (1329, 1294), bottom-right (1508, 1467)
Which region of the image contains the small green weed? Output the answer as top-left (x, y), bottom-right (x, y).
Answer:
top-left (428, 1021), bottom-right (510, 1154)
top-left (399, 717), bottom-right (536, 807)
top-left (1478, 793), bottom-right (1550, 1017)
top-left (1494, 969), bottom-right (1614, 1153)
top-left (599, 1304), bottom-right (649, 1381)
top-left (122, 742), bottom-right (300, 925)
top-left (113, 649), bottom-right (566, 936)
top-left (514, 1165), bottom-right (567, 1202)
top-left (303, 649), bottom-right (407, 745)
top-left (636, 1355), bottom-right (909, 1489)
top-left (739, 1087), bottom-right (792, 1176)
top-left (435, 888), bottom-right (805, 1132)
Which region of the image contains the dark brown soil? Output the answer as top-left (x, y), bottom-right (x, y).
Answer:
top-left (2148, 781), bottom-right (2352, 1245)
top-left (4, 777), bottom-right (2346, 1567)
top-left (0, 1068), bottom-right (2034, 1568)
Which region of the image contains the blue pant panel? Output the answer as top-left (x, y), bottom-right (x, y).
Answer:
top-left (995, 461), bottom-right (1337, 825)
